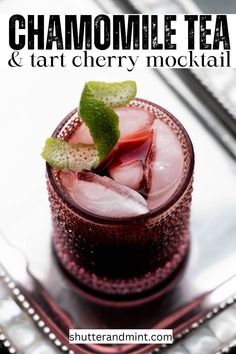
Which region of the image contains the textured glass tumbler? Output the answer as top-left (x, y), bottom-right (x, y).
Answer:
top-left (46, 99), bottom-right (194, 297)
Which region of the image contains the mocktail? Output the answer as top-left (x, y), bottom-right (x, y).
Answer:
top-left (43, 82), bottom-right (194, 297)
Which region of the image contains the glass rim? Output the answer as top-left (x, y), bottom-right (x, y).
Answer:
top-left (46, 98), bottom-right (194, 225)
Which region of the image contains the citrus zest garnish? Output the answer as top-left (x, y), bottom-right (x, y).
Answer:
top-left (41, 137), bottom-right (99, 171)
top-left (79, 80), bottom-right (137, 160)
top-left (42, 80), bottom-right (137, 170)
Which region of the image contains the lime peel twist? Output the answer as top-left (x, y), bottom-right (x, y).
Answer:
top-left (41, 138), bottom-right (99, 171)
top-left (79, 80), bottom-right (137, 160)
top-left (41, 80), bottom-right (137, 171)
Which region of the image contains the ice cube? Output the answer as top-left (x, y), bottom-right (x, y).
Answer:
top-left (69, 120), bottom-right (93, 145)
top-left (59, 171), bottom-right (149, 217)
top-left (109, 160), bottom-right (144, 191)
top-left (116, 107), bottom-right (155, 141)
top-left (146, 120), bottom-right (184, 209)
top-left (69, 107), bottom-right (155, 145)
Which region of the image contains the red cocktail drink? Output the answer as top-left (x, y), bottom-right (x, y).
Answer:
top-left (46, 98), bottom-right (194, 297)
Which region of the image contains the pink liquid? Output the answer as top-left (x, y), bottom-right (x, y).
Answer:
top-left (59, 106), bottom-right (184, 216)
top-left (47, 99), bottom-right (194, 296)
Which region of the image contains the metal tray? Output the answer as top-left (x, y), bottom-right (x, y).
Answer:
top-left (1, 96), bottom-right (236, 353)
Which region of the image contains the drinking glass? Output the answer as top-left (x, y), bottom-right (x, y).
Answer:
top-left (46, 98), bottom-right (194, 297)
